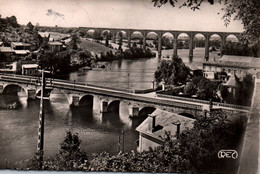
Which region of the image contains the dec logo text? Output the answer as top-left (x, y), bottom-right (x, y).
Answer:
top-left (218, 150), bottom-right (238, 159)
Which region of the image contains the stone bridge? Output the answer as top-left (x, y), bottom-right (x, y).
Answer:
top-left (79, 27), bottom-right (241, 59)
top-left (0, 74), bottom-right (249, 118)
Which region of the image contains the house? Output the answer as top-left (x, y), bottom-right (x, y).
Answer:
top-left (0, 47), bottom-right (14, 60)
top-left (21, 64), bottom-right (39, 75)
top-left (11, 42), bottom-right (31, 50)
top-left (13, 50), bottom-right (30, 56)
top-left (203, 55), bottom-right (260, 79)
top-left (38, 31), bottom-right (50, 42)
top-left (136, 109), bottom-right (195, 152)
top-left (48, 41), bottom-right (63, 52)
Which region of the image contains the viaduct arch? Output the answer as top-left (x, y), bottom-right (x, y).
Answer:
top-left (81, 27), bottom-right (241, 60)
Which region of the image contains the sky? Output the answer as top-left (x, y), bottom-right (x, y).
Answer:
top-left (0, 0), bottom-right (244, 32)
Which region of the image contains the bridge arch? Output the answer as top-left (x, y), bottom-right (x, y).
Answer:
top-left (177, 32), bottom-right (191, 40)
top-left (79, 95), bottom-right (94, 109)
top-left (225, 34), bottom-right (239, 42)
top-left (146, 31), bottom-right (159, 39)
top-left (209, 34), bottom-right (222, 50)
top-left (86, 29), bottom-right (97, 38)
top-left (100, 30), bottom-right (111, 38)
top-left (36, 88), bottom-right (72, 105)
top-left (3, 84), bottom-right (27, 96)
top-left (138, 106), bottom-right (156, 117)
top-left (107, 100), bottom-right (120, 113)
top-left (115, 30), bottom-right (127, 39)
top-left (131, 31), bottom-right (144, 39)
top-left (131, 31), bottom-right (144, 47)
top-left (162, 32), bottom-right (174, 39)
top-left (194, 32), bottom-right (206, 40)
top-left (193, 33), bottom-right (206, 48)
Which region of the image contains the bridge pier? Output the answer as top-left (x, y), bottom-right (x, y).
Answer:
top-left (0, 85), bottom-right (3, 94)
top-left (100, 101), bottom-right (108, 113)
top-left (129, 106), bottom-right (139, 117)
top-left (220, 34), bottom-right (226, 55)
top-left (189, 34), bottom-right (194, 62)
top-left (69, 95), bottom-right (80, 107)
top-left (158, 34), bottom-right (162, 58)
top-left (173, 34), bottom-right (178, 58)
top-left (27, 89), bottom-right (36, 100)
top-left (205, 34), bottom-right (210, 61)
top-left (143, 35), bottom-right (146, 50)
top-left (112, 30), bottom-right (116, 43)
top-left (127, 30), bottom-right (131, 48)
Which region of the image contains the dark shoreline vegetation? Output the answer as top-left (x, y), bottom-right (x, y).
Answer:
top-left (16, 110), bottom-right (247, 173)
top-left (99, 47), bottom-right (156, 61)
top-left (37, 37), bottom-right (155, 76)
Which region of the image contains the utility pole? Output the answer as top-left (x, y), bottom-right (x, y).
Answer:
top-left (122, 131), bottom-right (125, 153)
top-left (37, 70), bottom-right (49, 168)
top-left (127, 73), bottom-right (130, 89)
top-left (117, 135), bottom-right (121, 153)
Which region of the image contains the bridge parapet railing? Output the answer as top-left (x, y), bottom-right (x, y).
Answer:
top-left (157, 93), bottom-right (250, 111)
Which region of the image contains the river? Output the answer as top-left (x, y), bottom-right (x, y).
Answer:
top-left (0, 48), bottom-right (218, 168)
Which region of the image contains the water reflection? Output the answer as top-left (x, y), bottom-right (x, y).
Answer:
top-left (0, 93), bottom-right (146, 168)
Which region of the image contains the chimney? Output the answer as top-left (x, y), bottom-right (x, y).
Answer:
top-left (148, 114), bottom-right (156, 132)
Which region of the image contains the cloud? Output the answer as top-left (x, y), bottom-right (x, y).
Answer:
top-left (46, 9), bottom-right (65, 19)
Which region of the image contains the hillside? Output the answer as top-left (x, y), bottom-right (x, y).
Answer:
top-left (80, 38), bottom-right (116, 55)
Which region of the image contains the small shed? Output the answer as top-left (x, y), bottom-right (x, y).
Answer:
top-left (21, 64), bottom-right (39, 75)
top-left (48, 41), bottom-right (63, 52)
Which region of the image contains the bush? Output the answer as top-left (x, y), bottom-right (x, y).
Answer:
top-left (25, 131), bottom-right (89, 171)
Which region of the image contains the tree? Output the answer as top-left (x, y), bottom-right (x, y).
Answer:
top-left (238, 74), bottom-right (254, 106)
top-left (152, 0), bottom-right (260, 56)
top-left (27, 131), bottom-right (89, 171)
top-left (154, 57), bottom-right (191, 86)
top-left (178, 110), bottom-right (247, 172)
top-left (27, 22), bottom-right (34, 31)
top-left (79, 50), bottom-right (92, 66)
top-left (184, 76), bottom-right (218, 100)
top-left (92, 30), bottom-right (102, 42)
top-left (6, 15), bottom-right (20, 28)
top-left (70, 34), bottom-right (81, 50)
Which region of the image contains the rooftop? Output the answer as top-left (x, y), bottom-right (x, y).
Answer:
top-left (14, 50), bottom-right (30, 55)
top-left (22, 64), bottom-right (39, 69)
top-left (204, 55), bottom-right (260, 69)
top-left (11, 42), bottom-right (31, 46)
top-left (38, 31), bottom-right (50, 38)
top-left (0, 47), bottom-right (14, 53)
top-left (48, 41), bottom-right (63, 46)
top-left (136, 109), bottom-right (195, 141)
